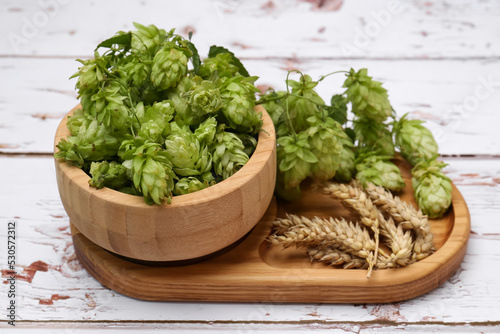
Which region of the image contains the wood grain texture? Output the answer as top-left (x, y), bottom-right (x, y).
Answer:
top-left (69, 159), bottom-right (470, 303)
top-left (54, 105), bottom-right (276, 261)
top-left (0, 156), bottom-right (497, 324)
top-left (1, 0), bottom-right (499, 59)
top-left (7, 324), bottom-right (500, 333)
top-left (1, 0), bottom-right (499, 330)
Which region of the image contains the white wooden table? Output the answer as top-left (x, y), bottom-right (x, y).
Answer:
top-left (1, 0), bottom-right (500, 332)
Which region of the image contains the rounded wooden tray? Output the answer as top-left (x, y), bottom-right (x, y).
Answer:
top-left (71, 160), bottom-right (470, 303)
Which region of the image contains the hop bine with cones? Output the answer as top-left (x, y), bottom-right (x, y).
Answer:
top-left (55, 23), bottom-right (263, 205)
top-left (258, 68), bottom-right (453, 218)
top-left (258, 68), bottom-right (453, 276)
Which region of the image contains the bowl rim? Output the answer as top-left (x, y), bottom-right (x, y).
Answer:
top-left (54, 104), bottom-right (275, 209)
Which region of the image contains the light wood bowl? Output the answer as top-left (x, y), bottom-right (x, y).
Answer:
top-left (54, 105), bottom-right (276, 262)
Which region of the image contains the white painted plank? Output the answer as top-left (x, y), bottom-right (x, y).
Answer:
top-left (0, 156), bottom-right (499, 324)
top-left (7, 323), bottom-right (500, 333)
top-left (1, 57), bottom-right (499, 155)
top-left (0, 0), bottom-right (499, 59)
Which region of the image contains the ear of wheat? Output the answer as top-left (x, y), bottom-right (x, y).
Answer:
top-left (363, 182), bottom-right (434, 260)
top-left (269, 182), bottom-right (435, 277)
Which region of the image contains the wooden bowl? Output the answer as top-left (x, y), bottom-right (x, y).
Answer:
top-left (54, 105), bottom-right (276, 262)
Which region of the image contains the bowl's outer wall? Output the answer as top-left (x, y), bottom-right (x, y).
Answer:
top-left (54, 105), bottom-right (277, 261)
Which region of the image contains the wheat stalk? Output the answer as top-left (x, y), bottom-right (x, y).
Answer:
top-left (307, 246), bottom-right (367, 269)
top-left (363, 182), bottom-right (434, 261)
top-left (322, 182), bottom-right (382, 277)
top-left (364, 182), bottom-right (427, 230)
top-left (269, 182), bottom-right (435, 275)
top-left (269, 215), bottom-right (339, 249)
top-left (271, 214), bottom-right (378, 277)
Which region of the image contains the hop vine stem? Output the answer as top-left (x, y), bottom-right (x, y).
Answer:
top-left (318, 70), bottom-right (349, 82)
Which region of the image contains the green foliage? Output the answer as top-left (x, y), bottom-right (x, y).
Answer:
top-left (55, 23), bottom-right (261, 204)
top-left (411, 157), bottom-right (452, 218)
top-left (394, 113), bottom-right (439, 166)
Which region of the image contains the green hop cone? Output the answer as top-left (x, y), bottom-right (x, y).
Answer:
top-left (334, 137), bottom-right (356, 182)
top-left (211, 126), bottom-right (250, 180)
top-left (185, 78), bottom-right (223, 117)
top-left (122, 57), bottom-right (151, 87)
top-left (259, 90), bottom-right (287, 125)
top-left (220, 76), bottom-right (262, 134)
top-left (164, 123), bottom-right (212, 177)
top-left (343, 68), bottom-right (391, 123)
top-left (134, 101), bottom-right (175, 142)
top-left (285, 74), bottom-right (325, 133)
top-left (277, 132), bottom-right (318, 190)
top-left (55, 119), bottom-right (119, 168)
top-left (173, 175), bottom-right (216, 196)
top-left (70, 54), bottom-right (108, 95)
top-left (131, 22), bottom-right (167, 54)
top-left (167, 75), bottom-right (197, 125)
top-left (194, 116), bottom-right (218, 145)
top-left (236, 133), bottom-right (258, 157)
top-left (411, 158), bottom-right (452, 218)
top-left (394, 113), bottom-right (439, 166)
top-left (121, 142), bottom-right (175, 205)
top-left (199, 53), bottom-right (239, 79)
top-left (151, 45), bottom-right (189, 90)
top-left (66, 108), bottom-right (93, 136)
top-left (85, 82), bottom-right (130, 131)
top-left (355, 153), bottom-right (405, 191)
top-left (88, 161), bottom-right (129, 190)
top-left (354, 116), bottom-right (395, 156)
top-left (306, 116), bottom-right (346, 180)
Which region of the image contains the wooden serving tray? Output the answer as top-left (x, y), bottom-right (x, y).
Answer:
top-left (71, 160), bottom-right (470, 303)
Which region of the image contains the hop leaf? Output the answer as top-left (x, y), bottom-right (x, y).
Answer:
top-left (411, 157), bottom-right (452, 218)
top-left (343, 68), bottom-right (391, 122)
top-left (394, 113), bottom-right (439, 166)
top-left (355, 153), bottom-right (405, 191)
top-left (327, 94), bottom-right (348, 125)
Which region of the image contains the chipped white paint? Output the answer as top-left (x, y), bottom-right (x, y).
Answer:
top-left (0, 0), bottom-right (499, 58)
top-left (1, 0), bottom-right (499, 332)
top-left (1, 57), bottom-right (499, 155)
top-left (1, 157), bottom-right (500, 329)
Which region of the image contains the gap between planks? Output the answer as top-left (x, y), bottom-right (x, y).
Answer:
top-left (1, 319), bottom-right (500, 327)
top-left (2, 54), bottom-right (500, 62)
